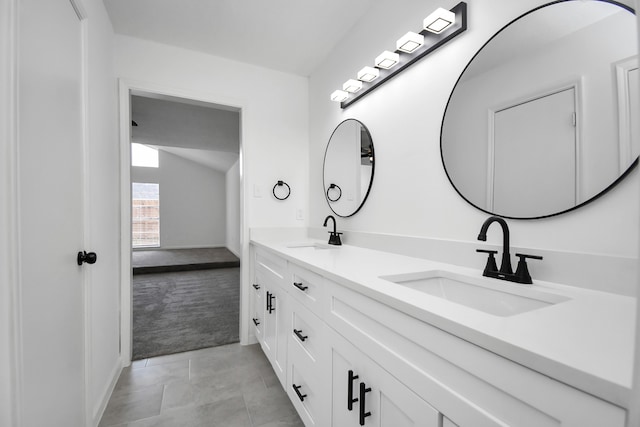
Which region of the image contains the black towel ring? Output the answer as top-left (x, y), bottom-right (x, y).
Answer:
top-left (273, 181), bottom-right (291, 200)
top-left (326, 183), bottom-right (342, 202)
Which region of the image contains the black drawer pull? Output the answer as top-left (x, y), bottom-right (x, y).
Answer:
top-left (347, 370), bottom-right (359, 411)
top-left (292, 383), bottom-right (307, 402)
top-left (252, 318), bottom-right (260, 326)
top-left (293, 282), bottom-right (308, 292)
top-left (293, 329), bottom-right (308, 342)
top-left (266, 291), bottom-right (275, 313)
top-left (252, 283), bottom-right (260, 290)
top-left (359, 382), bottom-right (371, 425)
top-left (269, 293), bottom-right (275, 313)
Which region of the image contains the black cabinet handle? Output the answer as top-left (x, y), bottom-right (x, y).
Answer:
top-left (77, 251), bottom-right (97, 266)
top-left (266, 292), bottom-right (275, 314)
top-left (293, 282), bottom-right (308, 292)
top-left (293, 329), bottom-right (308, 342)
top-left (359, 382), bottom-right (371, 425)
top-left (252, 283), bottom-right (260, 290)
top-left (292, 383), bottom-right (307, 402)
top-left (252, 318), bottom-right (260, 326)
top-left (347, 370), bottom-right (359, 411)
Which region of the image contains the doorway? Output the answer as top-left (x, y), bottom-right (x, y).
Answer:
top-left (119, 83), bottom-right (246, 363)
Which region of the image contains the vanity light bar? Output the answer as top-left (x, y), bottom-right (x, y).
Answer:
top-left (330, 2), bottom-right (467, 107)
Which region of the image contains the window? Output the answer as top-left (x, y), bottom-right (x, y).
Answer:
top-left (132, 182), bottom-right (160, 247)
top-left (131, 143), bottom-right (159, 168)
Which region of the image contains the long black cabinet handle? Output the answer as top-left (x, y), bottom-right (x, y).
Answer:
top-left (359, 382), bottom-right (371, 425)
top-left (252, 283), bottom-right (260, 290)
top-left (252, 318), bottom-right (260, 326)
top-left (267, 292), bottom-right (275, 313)
top-left (347, 370), bottom-right (359, 411)
top-left (292, 383), bottom-right (307, 402)
top-left (293, 329), bottom-right (308, 342)
top-left (293, 282), bottom-right (308, 292)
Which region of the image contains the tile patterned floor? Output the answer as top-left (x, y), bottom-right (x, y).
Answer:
top-left (99, 343), bottom-right (304, 427)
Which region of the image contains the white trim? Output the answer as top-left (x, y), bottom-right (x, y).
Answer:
top-left (69, 0), bottom-right (91, 424)
top-left (0, 0), bottom-right (20, 425)
top-left (615, 55), bottom-right (639, 173)
top-left (91, 359), bottom-right (123, 427)
top-left (485, 110), bottom-right (495, 212)
top-left (487, 80), bottom-right (583, 208)
top-left (118, 79), bottom-right (249, 367)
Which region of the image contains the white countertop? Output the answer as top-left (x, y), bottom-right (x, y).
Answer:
top-left (251, 237), bottom-right (636, 408)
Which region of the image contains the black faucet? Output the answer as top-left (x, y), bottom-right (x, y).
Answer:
top-left (476, 216), bottom-right (542, 284)
top-left (323, 215), bottom-right (342, 246)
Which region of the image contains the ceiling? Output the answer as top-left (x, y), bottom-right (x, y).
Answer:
top-left (131, 94), bottom-right (240, 173)
top-left (103, 0), bottom-right (374, 76)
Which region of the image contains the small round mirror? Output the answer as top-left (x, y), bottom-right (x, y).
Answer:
top-left (323, 119), bottom-right (375, 217)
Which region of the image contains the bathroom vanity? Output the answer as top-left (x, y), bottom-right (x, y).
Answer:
top-left (249, 238), bottom-right (634, 427)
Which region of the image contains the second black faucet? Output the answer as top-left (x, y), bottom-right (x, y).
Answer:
top-left (323, 215), bottom-right (342, 246)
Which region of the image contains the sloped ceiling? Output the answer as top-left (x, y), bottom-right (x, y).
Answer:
top-left (131, 94), bottom-right (239, 173)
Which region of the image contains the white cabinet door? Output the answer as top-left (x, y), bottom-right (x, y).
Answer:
top-left (17, 0), bottom-right (87, 425)
top-left (257, 268), bottom-right (288, 386)
top-left (330, 328), bottom-right (439, 427)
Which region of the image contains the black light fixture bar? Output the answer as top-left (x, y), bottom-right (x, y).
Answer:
top-left (340, 2), bottom-right (467, 109)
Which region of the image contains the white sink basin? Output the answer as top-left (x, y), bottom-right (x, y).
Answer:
top-left (286, 242), bottom-right (336, 250)
top-left (379, 270), bottom-right (569, 317)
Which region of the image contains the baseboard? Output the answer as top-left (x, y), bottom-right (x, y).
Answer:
top-left (91, 359), bottom-right (123, 427)
top-left (133, 244), bottom-right (226, 251)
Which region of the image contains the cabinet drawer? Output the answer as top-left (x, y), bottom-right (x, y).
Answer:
top-left (326, 282), bottom-right (625, 427)
top-left (255, 248), bottom-right (286, 284)
top-left (288, 359), bottom-right (326, 427)
top-left (289, 303), bottom-right (325, 367)
top-left (288, 263), bottom-right (327, 317)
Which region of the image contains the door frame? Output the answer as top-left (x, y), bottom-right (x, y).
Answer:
top-left (486, 80), bottom-right (582, 211)
top-left (615, 55), bottom-right (639, 172)
top-left (117, 79), bottom-right (249, 366)
top-left (0, 0), bottom-right (20, 424)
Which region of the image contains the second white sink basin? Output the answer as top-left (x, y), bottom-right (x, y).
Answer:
top-left (380, 270), bottom-right (569, 317)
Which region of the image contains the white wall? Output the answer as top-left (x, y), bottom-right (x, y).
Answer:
top-left (309, 0), bottom-right (639, 294)
top-left (132, 150), bottom-right (227, 249)
top-left (227, 160), bottom-right (241, 256)
top-left (115, 35), bottom-right (309, 230)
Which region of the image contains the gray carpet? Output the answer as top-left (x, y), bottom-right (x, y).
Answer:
top-left (132, 247), bottom-right (240, 274)
top-left (132, 268), bottom-right (240, 360)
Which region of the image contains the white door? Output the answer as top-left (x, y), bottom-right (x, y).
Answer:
top-left (492, 88), bottom-right (576, 217)
top-left (18, 0), bottom-right (86, 425)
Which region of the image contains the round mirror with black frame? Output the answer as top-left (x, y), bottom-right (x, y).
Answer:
top-left (441, 0), bottom-right (638, 219)
top-left (323, 119), bottom-right (375, 217)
